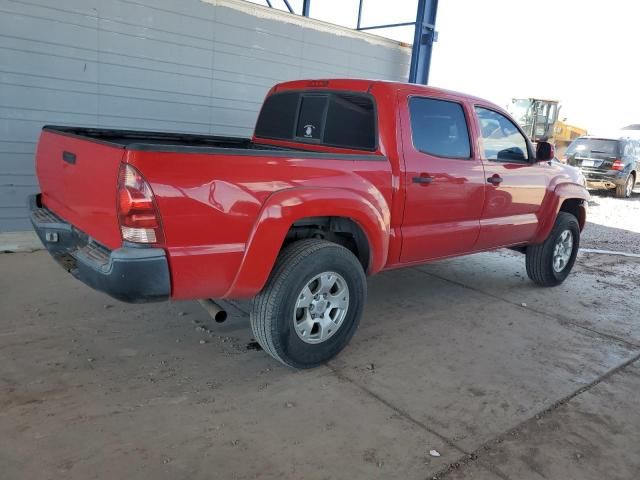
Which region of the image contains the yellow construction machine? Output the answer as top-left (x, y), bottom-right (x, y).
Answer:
top-left (508, 98), bottom-right (587, 158)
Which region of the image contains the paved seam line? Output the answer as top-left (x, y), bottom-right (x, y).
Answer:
top-left (560, 321), bottom-right (640, 350)
top-left (328, 365), bottom-right (513, 480)
top-left (327, 364), bottom-right (467, 454)
top-left (432, 351), bottom-right (640, 479)
top-left (416, 267), bottom-right (640, 350)
top-left (580, 248), bottom-right (640, 258)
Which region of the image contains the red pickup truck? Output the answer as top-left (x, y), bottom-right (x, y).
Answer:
top-left (30, 79), bottom-right (589, 368)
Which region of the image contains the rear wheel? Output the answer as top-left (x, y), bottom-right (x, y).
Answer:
top-left (250, 239), bottom-right (366, 369)
top-left (615, 173), bottom-right (635, 198)
top-left (526, 212), bottom-right (580, 286)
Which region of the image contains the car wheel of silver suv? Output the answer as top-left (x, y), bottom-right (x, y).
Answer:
top-left (615, 173), bottom-right (635, 198)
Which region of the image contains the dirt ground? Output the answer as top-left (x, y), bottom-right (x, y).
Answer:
top-left (1, 189), bottom-right (639, 480)
top-left (581, 186), bottom-right (640, 253)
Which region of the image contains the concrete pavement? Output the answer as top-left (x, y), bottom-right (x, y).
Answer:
top-left (1, 249), bottom-right (639, 479)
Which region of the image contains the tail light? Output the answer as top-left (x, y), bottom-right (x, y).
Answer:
top-left (611, 159), bottom-right (624, 171)
top-left (117, 163), bottom-right (164, 244)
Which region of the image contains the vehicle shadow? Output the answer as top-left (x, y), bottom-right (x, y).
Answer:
top-left (587, 186), bottom-right (640, 203)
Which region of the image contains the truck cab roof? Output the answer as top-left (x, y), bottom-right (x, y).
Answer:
top-left (272, 78), bottom-right (499, 108)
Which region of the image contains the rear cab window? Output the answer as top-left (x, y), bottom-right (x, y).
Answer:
top-left (254, 91), bottom-right (376, 151)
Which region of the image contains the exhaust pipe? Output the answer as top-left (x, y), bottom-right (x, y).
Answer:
top-left (198, 299), bottom-right (228, 323)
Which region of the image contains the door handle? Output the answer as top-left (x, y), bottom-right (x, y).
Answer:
top-left (413, 175), bottom-right (434, 185)
top-left (487, 175), bottom-right (503, 186)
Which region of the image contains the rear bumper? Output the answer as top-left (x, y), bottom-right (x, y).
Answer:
top-left (29, 194), bottom-right (170, 303)
top-left (581, 170), bottom-right (627, 189)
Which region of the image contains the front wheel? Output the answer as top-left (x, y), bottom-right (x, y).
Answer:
top-left (250, 239), bottom-right (366, 368)
top-left (525, 212), bottom-right (580, 287)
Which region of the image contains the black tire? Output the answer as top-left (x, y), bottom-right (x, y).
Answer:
top-left (526, 212), bottom-right (580, 287)
top-left (615, 173), bottom-right (635, 198)
top-left (250, 239), bottom-right (366, 369)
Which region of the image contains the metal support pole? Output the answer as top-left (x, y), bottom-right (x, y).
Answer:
top-left (282, 0), bottom-right (294, 13)
top-left (356, 0), bottom-right (363, 30)
top-left (408, 0), bottom-right (439, 85)
top-left (302, 0), bottom-right (311, 17)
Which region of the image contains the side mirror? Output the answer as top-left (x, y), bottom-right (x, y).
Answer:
top-left (536, 141), bottom-right (554, 161)
top-left (497, 147), bottom-right (527, 162)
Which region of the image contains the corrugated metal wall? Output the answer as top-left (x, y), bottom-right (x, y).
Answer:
top-left (0, 0), bottom-right (410, 231)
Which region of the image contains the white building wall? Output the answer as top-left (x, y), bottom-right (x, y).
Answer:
top-left (0, 0), bottom-right (410, 231)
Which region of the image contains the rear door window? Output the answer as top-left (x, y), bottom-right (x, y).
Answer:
top-left (408, 97), bottom-right (471, 158)
top-left (622, 140), bottom-right (635, 157)
top-left (255, 91), bottom-right (376, 150)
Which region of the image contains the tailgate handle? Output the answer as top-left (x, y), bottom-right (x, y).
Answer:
top-left (62, 151), bottom-right (76, 165)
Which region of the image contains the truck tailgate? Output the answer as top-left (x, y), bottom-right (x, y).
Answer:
top-left (35, 129), bottom-right (125, 250)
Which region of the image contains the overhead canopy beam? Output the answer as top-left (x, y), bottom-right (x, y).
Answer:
top-left (282, 0), bottom-right (294, 13)
top-left (261, 0), bottom-right (439, 85)
top-left (357, 21), bottom-right (416, 32)
top-left (408, 0), bottom-right (439, 85)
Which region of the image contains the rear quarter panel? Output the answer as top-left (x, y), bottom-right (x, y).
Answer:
top-left (127, 150), bottom-right (392, 299)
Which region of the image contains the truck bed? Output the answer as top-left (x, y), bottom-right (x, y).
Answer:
top-left (43, 125), bottom-right (297, 153)
top-left (35, 124), bottom-right (388, 258)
